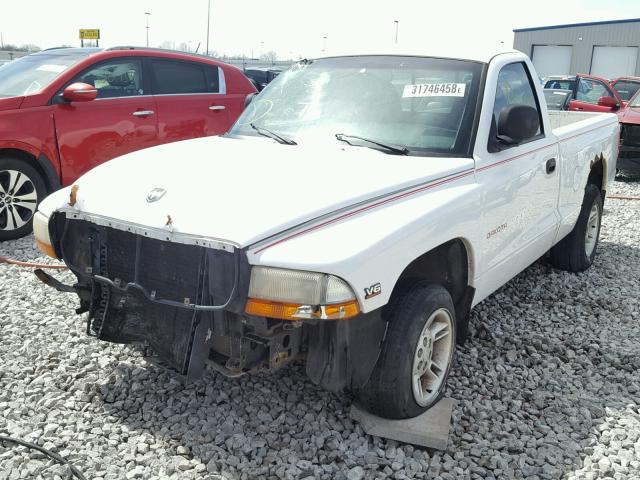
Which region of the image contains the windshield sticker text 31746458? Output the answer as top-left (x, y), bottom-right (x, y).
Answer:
top-left (402, 83), bottom-right (467, 98)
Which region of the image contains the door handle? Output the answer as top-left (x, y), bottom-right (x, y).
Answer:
top-left (546, 158), bottom-right (556, 174)
top-left (132, 110), bottom-right (155, 117)
top-left (209, 105), bottom-right (226, 111)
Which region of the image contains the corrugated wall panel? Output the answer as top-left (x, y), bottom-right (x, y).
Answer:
top-left (514, 21), bottom-right (640, 76)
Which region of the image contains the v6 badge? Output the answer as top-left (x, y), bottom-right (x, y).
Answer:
top-left (364, 282), bottom-right (382, 299)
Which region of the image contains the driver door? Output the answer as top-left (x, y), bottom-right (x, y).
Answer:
top-left (568, 77), bottom-right (619, 113)
top-left (475, 62), bottom-right (560, 293)
top-left (52, 58), bottom-right (159, 185)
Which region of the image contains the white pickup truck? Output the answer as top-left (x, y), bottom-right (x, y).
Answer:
top-left (33, 50), bottom-right (619, 420)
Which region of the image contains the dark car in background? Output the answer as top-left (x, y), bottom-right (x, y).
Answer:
top-left (243, 67), bottom-right (283, 91)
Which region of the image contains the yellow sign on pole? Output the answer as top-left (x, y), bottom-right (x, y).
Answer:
top-left (79, 29), bottom-right (100, 40)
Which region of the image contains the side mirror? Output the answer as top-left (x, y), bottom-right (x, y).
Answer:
top-left (496, 104), bottom-right (540, 145)
top-left (62, 82), bottom-right (98, 102)
top-left (597, 96), bottom-right (619, 110)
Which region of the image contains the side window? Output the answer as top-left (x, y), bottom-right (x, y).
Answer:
top-left (151, 60), bottom-right (209, 95)
top-left (492, 62), bottom-right (541, 137)
top-left (576, 78), bottom-right (610, 104)
top-left (612, 80), bottom-right (639, 102)
top-left (74, 60), bottom-right (143, 98)
top-left (545, 79), bottom-right (575, 96)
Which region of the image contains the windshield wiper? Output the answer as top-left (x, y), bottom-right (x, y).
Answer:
top-left (250, 123), bottom-right (297, 145)
top-left (335, 133), bottom-right (409, 155)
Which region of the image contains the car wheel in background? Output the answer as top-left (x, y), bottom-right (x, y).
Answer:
top-left (0, 158), bottom-right (46, 241)
top-left (356, 282), bottom-right (456, 420)
top-left (549, 183), bottom-right (603, 272)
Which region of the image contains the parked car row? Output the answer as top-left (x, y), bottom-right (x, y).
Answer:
top-left (541, 73), bottom-right (640, 176)
top-left (0, 46), bottom-right (256, 239)
top-left (543, 74), bottom-right (629, 113)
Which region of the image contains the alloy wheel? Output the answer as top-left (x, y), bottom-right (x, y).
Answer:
top-left (584, 200), bottom-right (600, 257)
top-left (411, 307), bottom-right (455, 407)
top-left (0, 169), bottom-right (38, 232)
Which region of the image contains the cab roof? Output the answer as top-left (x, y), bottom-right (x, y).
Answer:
top-left (316, 47), bottom-right (522, 64)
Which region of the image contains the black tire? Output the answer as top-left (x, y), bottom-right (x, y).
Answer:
top-left (549, 183), bottom-right (603, 272)
top-left (356, 283), bottom-right (456, 419)
top-left (0, 157), bottom-right (47, 241)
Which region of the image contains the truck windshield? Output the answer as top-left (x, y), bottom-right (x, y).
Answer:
top-left (230, 56), bottom-right (483, 156)
top-left (0, 52), bottom-right (91, 98)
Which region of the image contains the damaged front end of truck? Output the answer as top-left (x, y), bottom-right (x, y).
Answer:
top-left (38, 209), bottom-right (387, 393)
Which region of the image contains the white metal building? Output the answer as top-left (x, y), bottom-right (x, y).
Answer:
top-left (513, 18), bottom-right (640, 79)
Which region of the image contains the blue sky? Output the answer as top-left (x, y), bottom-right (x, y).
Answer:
top-left (1, 0), bottom-right (639, 59)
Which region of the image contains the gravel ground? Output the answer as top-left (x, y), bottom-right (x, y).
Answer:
top-left (1, 179), bottom-right (639, 480)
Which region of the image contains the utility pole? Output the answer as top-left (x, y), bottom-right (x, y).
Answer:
top-left (206, 0), bottom-right (211, 55)
top-left (145, 12), bottom-right (151, 47)
top-left (322, 36), bottom-right (327, 53)
top-left (394, 20), bottom-right (399, 45)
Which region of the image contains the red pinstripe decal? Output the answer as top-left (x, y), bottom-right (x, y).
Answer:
top-left (476, 144), bottom-right (551, 172)
top-left (254, 124), bottom-right (610, 253)
top-left (254, 169), bottom-right (475, 254)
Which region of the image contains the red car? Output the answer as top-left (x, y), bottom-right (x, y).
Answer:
top-left (0, 47), bottom-right (256, 239)
top-left (544, 74), bottom-right (623, 113)
top-left (618, 90), bottom-right (640, 177)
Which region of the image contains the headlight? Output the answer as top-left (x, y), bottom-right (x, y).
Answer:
top-left (33, 211), bottom-right (57, 259)
top-left (245, 266), bottom-right (359, 320)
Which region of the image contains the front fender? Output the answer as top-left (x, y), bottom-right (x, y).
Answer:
top-left (248, 177), bottom-right (481, 313)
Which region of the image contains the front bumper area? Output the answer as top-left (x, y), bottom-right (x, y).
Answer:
top-left (44, 211), bottom-right (387, 391)
top-left (50, 212), bottom-right (250, 377)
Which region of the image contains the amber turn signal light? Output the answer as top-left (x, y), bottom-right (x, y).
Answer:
top-left (245, 298), bottom-right (360, 321)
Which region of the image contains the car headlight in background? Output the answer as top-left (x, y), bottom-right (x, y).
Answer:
top-left (33, 211), bottom-right (57, 259)
top-left (245, 266), bottom-right (360, 320)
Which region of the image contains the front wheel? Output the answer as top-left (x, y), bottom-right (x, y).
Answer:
top-left (549, 183), bottom-right (603, 272)
top-left (356, 283), bottom-right (456, 419)
top-left (0, 158), bottom-right (46, 241)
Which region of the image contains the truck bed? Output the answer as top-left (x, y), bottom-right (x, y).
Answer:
top-left (548, 110), bottom-right (616, 132)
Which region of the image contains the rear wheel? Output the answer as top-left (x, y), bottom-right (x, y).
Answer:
top-left (356, 283), bottom-right (456, 419)
top-left (549, 183), bottom-right (603, 272)
top-left (0, 158), bottom-right (46, 241)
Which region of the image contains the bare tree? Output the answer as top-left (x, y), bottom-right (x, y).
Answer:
top-left (260, 50), bottom-right (278, 65)
top-left (20, 44), bottom-right (41, 52)
top-left (1, 44), bottom-right (41, 52)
